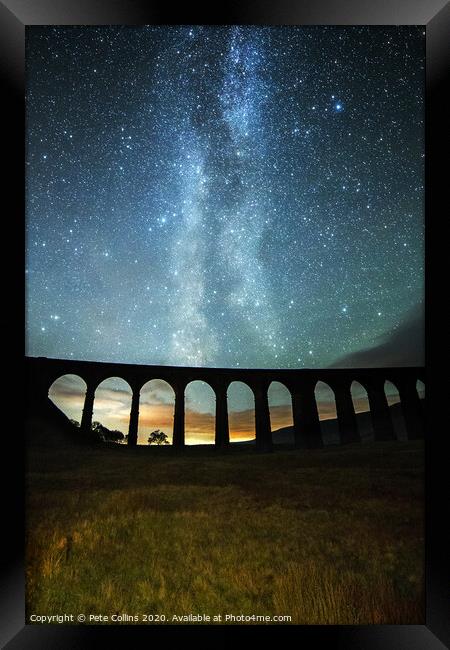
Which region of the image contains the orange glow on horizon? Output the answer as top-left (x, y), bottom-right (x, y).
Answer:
top-left (48, 374), bottom-right (415, 446)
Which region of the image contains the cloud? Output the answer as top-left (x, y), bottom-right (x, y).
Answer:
top-left (229, 407), bottom-right (255, 437)
top-left (352, 395), bottom-right (370, 413)
top-left (49, 367), bottom-right (386, 442)
top-left (330, 303), bottom-right (424, 368)
top-left (266, 403), bottom-right (293, 430)
top-left (140, 379), bottom-right (175, 405)
top-left (267, 381), bottom-right (292, 406)
top-left (136, 403), bottom-right (174, 430)
top-left (49, 374), bottom-right (87, 396)
top-left (315, 400), bottom-right (337, 420)
top-left (185, 408), bottom-right (216, 435)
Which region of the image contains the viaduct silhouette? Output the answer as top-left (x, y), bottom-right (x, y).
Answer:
top-left (26, 356), bottom-right (425, 452)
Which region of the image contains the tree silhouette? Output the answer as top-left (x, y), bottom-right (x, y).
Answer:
top-left (91, 421), bottom-right (124, 443)
top-left (105, 429), bottom-right (125, 443)
top-left (147, 429), bottom-right (169, 445)
top-left (91, 421), bottom-right (105, 441)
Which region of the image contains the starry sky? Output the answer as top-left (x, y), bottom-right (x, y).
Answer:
top-left (27, 26), bottom-right (424, 438)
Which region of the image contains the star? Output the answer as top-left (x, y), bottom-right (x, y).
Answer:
top-left (26, 24), bottom-right (424, 383)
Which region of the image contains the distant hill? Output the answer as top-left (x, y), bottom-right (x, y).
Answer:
top-left (25, 396), bottom-right (96, 448)
top-left (26, 395), bottom-right (424, 449)
top-left (236, 400), bottom-right (425, 446)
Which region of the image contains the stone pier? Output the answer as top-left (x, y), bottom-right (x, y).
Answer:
top-left (26, 357), bottom-right (425, 450)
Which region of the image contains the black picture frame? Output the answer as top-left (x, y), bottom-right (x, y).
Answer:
top-left (2, 1), bottom-right (448, 647)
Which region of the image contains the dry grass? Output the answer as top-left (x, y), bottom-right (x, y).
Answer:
top-left (26, 439), bottom-right (424, 624)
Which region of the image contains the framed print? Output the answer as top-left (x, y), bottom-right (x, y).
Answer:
top-left (1, 0), bottom-right (448, 647)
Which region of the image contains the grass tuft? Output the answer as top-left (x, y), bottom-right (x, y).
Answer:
top-left (26, 440), bottom-right (424, 624)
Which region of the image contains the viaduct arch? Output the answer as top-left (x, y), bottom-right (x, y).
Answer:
top-left (27, 357), bottom-right (425, 451)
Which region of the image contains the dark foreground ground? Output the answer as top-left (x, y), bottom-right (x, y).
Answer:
top-left (26, 435), bottom-right (424, 625)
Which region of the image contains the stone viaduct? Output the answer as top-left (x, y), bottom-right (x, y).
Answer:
top-left (26, 356), bottom-right (425, 452)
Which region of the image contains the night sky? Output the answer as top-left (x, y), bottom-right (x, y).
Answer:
top-left (26, 26), bottom-right (424, 375)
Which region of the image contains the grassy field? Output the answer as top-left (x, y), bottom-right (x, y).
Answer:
top-left (26, 438), bottom-right (424, 625)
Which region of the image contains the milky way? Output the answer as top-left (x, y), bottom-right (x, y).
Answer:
top-left (26, 26), bottom-right (425, 369)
